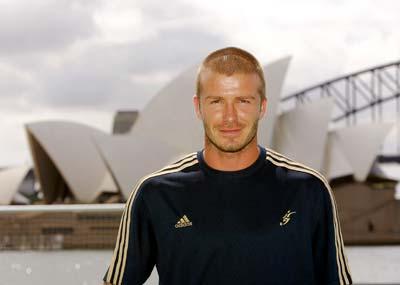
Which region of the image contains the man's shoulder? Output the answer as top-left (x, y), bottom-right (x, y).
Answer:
top-left (264, 147), bottom-right (332, 204)
top-left (130, 151), bottom-right (200, 192)
top-left (264, 147), bottom-right (328, 186)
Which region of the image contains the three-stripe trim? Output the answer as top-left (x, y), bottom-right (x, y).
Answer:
top-left (105, 153), bottom-right (198, 285)
top-left (265, 147), bottom-right (352, 285)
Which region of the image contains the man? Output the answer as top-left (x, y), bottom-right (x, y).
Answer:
top-left (103, 47), bottom-right (353, 285)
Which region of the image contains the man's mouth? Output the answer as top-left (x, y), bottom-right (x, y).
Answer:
top-left (219, 128), bottom-right (241, 136)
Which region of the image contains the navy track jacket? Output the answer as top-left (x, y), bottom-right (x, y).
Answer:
top-left (104, 146), bottom-right (353, 285)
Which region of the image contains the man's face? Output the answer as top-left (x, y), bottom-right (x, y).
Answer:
top-left (194, 70), bottom-right (266, 153)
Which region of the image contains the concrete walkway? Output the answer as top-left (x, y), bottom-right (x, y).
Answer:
top-left (0, 246), bottom-right (399, 284)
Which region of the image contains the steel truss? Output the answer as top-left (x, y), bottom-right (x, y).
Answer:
top-left (282, 60), bottom-right (400, 153)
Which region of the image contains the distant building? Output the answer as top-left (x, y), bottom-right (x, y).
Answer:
top-left (1, 57), bottom-right (398, 245)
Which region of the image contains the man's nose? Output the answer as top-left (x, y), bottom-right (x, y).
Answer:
top-left (223, 102), bottom-right (237, 123)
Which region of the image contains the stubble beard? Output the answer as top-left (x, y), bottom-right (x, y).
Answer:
top-left (203, 120), bottom-right (259, 153)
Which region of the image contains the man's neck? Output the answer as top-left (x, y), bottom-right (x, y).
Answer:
top-left (203, 140), bottom-right (260, 171)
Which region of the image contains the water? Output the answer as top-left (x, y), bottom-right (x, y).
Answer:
top-left (0, 246), bottom-right (399, 284)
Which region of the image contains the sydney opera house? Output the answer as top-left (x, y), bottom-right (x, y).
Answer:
top-left (1, 56), bottom-right (400, 248)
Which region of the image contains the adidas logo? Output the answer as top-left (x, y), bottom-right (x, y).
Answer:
top-left (175, 215), bottom-right (193, 228)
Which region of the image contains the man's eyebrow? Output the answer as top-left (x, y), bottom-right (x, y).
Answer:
top-left (204, 95), bottom-right (222, 100)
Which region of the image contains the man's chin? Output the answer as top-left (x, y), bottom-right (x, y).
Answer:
top-left (219, 147), bottom-right (242, 153)
top-left (213, 141), bottom-right (248, 153)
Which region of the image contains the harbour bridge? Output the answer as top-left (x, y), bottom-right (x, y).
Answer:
top-left (281, 60), bottom-right (400, 154)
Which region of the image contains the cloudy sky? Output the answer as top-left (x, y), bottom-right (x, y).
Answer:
top-left (0, 0), bottom-right (399, 167)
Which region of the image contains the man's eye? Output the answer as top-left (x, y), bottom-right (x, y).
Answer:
top-left (240, 99), bottom-right (250, 103)
top-left (210, 100), bottom-right (220, 104)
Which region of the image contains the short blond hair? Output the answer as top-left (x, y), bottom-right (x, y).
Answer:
top-left (196, 47), bottom-right (266, 99)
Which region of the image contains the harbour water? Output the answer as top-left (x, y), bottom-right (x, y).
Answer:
top-left (1, 246), bottom-right (399, 284)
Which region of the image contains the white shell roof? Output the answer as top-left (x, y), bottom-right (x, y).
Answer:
top-left (94, 134), bottom-right (183, 198)
top-left (333, 122), bottom-right (394, 181)
top-left (0, 165), bottom-right (30, 205)
top-left (129, 65), bottom-right (204, 151)
top-left (272, 97), bottom-right (334, 171)
top-left (26, 121), bottom-right (118, 203)
top-left (259, 56), bottom-right (291, 148)
top-left (323, 131), bottom-right (354, 180)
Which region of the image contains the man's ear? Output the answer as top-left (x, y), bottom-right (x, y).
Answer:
top-left (259, 97), bottom-right (267, 120)
top-left (193, 94), bottom-right (202, 120)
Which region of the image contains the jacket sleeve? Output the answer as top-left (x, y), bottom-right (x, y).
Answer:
top-left (312, 178), bottom-right (353, 285)
top-left (103, 183), bottom-right (157, 285)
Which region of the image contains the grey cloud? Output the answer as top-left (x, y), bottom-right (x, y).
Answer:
top-left (41, 26), bottom-right (225, 108)
top-left (0, 0), bottom-right (226, 111)
top-left (0, 67), bottom-right (33, 96)
top-left (138, 0), bottom-right (200, 22)
top-left (0, 0), bottom-right (97, 54)
top-left (113, 27), bottom-right (224, 74)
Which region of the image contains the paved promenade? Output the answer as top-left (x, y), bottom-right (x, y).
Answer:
top-left (0, 246), bottom-right (399, 284)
